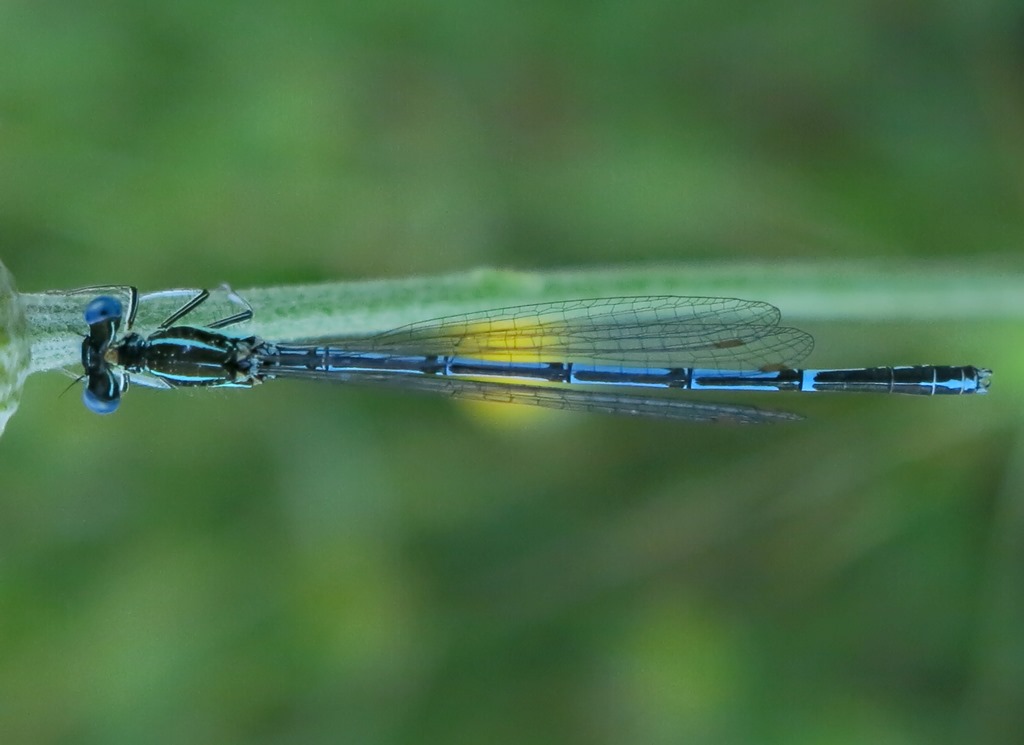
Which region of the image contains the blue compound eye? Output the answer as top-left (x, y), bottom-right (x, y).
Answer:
top-left (83, 388), bottom-right (120, 414)
top-left (84, 296), bottom-right (123, 326)
top-left (83, 371), bottom-right (121, 414)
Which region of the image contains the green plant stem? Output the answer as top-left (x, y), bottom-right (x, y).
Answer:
top-left (19, 262), bottom-right (1024, 376)
top-left (3, 260), bottom-right (1021, 435)
top-left (0, 261), bottom-right (30, 436)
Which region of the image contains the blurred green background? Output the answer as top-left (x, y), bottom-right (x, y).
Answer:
top-left (1, 2), bottom-right (1023, 743)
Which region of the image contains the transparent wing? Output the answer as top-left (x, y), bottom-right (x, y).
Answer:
top-left (320, 296), bottom-right (813, 369)
top-left (267, 369), bottom-right (802, 424)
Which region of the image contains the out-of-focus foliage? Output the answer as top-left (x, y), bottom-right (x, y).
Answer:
top-left (0, 2), bottom-right (1022, 744)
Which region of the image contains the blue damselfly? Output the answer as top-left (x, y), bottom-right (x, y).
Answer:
top-left (78, 288), bottom-right (991, 423)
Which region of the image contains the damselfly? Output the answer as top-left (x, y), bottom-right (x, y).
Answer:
top-left (78, 288), bottom-right (991, 423)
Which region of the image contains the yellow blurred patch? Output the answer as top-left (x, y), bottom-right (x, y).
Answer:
top-left (457, 395), bottom-right (565, 428)
top-left (457, 318), bottom-right (563, 363)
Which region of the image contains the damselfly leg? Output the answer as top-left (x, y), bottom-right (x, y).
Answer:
top-left (151, 286), bottom-right (254, 330)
